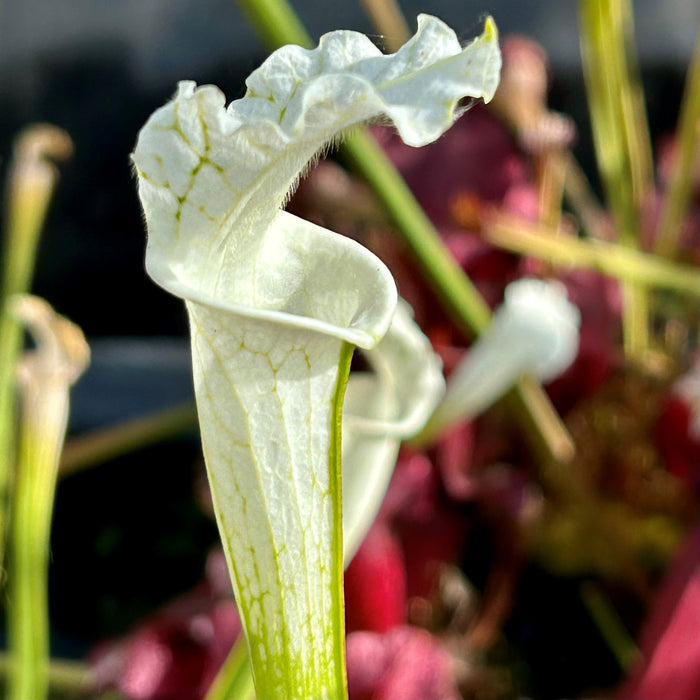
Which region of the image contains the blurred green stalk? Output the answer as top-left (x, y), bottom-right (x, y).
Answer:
top-left (9, 410), bottom-right (62, 700)
top-left (235, 0), bottom-right (312, 46)
top-left (0, 126), bottom-right (72, 586)
top-left (654, 32), bottom-right (700, 259)
top-left (7, 296), bottom-right (89, 700)
top-left (486, 214), bottom-right (700, 297)
top-left (577, 0), bottom-right (654, 360)
top-left (0, 653), bottom-right (92, 697)
top-left (359, 0), bottom-right (410, 52)
top-left (340, 130), bottom-right (492, 335)
top-left (580, 581), bottom-right (641, 671)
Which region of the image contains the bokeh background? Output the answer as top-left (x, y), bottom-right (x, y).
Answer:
top-left (0, 0), bottom-right (697, 693)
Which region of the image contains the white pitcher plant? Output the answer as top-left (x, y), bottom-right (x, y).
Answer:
top-left (133, 14), bottom-right (500, 699)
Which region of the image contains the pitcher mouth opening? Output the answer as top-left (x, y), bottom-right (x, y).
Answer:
top-left (146, 266), bottom-right (396, 352)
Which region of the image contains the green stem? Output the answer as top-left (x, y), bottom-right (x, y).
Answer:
top-left (0, 653), bottom-right (92, 697)
top-left (235, 0), bottom-right (312, 48)
top-left (340, 131), bottom-right (493, 336)
top-left (580, 581), bottom-right (641, 671)
top-left (359, 0), bottom-right (410, 53)
top-left (578, 0), bottom-right (653, 235)
top-left (486, 215), bottom-right (700, 297)
top-left (0, 310), bottom-right (22, 577)
top-left (654, 32), bottom-right (700, 259)
top-left (6, 297), bottom-right (87, 700)
top-left (577, 0), bottom-right (654, 360)
top-left (0, 126), bottom-right (71, 588)
top-left (8, 393), bottom-right (69, 699)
